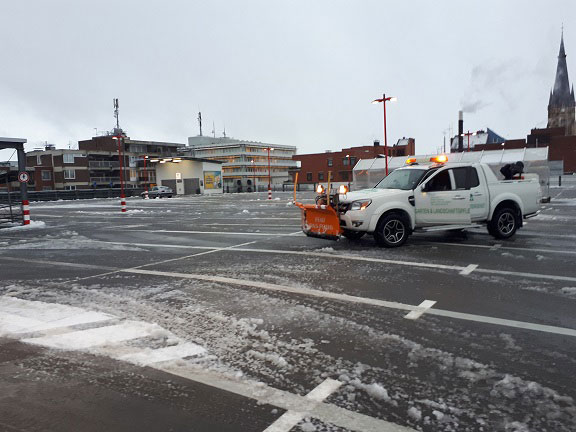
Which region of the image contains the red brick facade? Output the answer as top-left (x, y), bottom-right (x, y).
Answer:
top-left (292, 140), bottom-right (415, 184)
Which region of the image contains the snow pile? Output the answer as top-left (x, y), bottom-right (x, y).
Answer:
top-left (561, 287), bottom-right (576, 297)
top-left (348, 379), bottom-right (391, 401)
top-left (316, 247), bottom-right (336, 253)
top-left (407, 406), bottom-right (422, 421)
top-left (1, 220), bottom-right (46, 231)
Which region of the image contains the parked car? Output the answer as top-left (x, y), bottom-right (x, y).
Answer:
top-left (141, 186), bottom-right (173, 198)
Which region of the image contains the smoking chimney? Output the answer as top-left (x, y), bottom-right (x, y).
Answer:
top-left (458, 110), bottom-right (464, 152)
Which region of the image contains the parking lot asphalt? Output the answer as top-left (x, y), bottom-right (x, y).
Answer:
top-left (1, 187), bottom-right (576, 432)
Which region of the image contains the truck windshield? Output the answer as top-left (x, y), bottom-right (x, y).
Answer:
top-left (374, 168), bottom-right (427, 190)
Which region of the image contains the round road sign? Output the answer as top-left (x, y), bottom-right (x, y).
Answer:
top-left (18, 172), bottom-right (29, 183)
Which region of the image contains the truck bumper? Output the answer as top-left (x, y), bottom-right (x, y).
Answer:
top-left (339, 212), bottom-right (370, 232)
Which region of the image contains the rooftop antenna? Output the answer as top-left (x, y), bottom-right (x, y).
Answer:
top-left (212, 121), bottom-right (216, 138)
top-left (223, 122), bottom-right (227, 138)
top-left (113, 98), bottom-right (120, 130)
top-left (198, 112), bottom-right (203, 136)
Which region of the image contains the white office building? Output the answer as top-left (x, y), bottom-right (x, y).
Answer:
top-left (185, 136), bottom-right (297, 192)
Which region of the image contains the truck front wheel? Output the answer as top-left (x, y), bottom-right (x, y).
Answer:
top-left (488, 207), bottom-right (518, 239)
top-left (374, 213), bottom-right (410, 247)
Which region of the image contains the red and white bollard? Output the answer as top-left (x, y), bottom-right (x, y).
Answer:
top-left (268, 187), bottom-right (272, 200)
top-left (22, 200), bottom-right (30, 225)
top-left (120, 195), bottom-right (127, 213)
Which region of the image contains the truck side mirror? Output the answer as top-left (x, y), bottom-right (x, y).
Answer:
top-left (421, 184), bottom-right (428, 192)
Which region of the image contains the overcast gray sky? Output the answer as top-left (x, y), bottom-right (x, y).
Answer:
top-left (1, 0), bottom-right (574, 161)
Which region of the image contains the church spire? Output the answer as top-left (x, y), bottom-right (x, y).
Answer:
top-left (550, 31), bottom-right (575, 108)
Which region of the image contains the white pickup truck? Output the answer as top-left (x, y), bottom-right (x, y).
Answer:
top-left (338, 161), bottom-right (541, 247)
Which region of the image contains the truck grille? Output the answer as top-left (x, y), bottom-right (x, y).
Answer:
top-left (338, 203), bottom-right (350, 214)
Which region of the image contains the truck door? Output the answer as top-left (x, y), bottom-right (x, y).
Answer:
top-left (415, 168), bottom-right (471, 225)
top-left (467, 167), bottom-right (489, 221)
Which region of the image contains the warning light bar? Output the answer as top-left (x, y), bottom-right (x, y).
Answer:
top-left (316, 184), bottom-right (325, 194)
top-left (430, 155), bottom-right (448, 164)
top-left (406, 158), bottom-right (417, 164)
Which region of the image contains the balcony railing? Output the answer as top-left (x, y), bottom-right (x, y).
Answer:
top-left (89, 161), bottom-right (120, 169)
top-left (90, 176), bottom-right (121, 183)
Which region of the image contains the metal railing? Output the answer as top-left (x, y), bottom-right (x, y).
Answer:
top-left (89, 176), bottom-right (121, 183)
top-left (89, 161), bottom-right (120, 169)
top-left (0, 188), bottom-right (145, 203)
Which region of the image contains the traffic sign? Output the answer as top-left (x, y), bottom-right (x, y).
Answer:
top-left (18, 172), bottom-right (29, 183)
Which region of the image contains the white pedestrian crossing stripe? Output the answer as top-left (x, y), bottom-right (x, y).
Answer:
top-left (0, 297), bottom-right (206, 364)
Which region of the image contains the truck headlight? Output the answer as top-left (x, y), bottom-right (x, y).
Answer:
top-left (350, 199), bottom-right (372, 211)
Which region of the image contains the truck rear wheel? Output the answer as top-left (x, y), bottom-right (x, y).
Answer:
top-left (374, 213), bottom-right (410, 247)
top-left (488, 207), bottom-right (518, 239)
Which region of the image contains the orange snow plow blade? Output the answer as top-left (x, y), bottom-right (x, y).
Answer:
top-left (294, 203), bottom-right (342, 240)
top-left (292, 172), bottom-right (342, 240)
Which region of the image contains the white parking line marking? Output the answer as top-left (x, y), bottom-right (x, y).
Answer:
top-left (73, 241), bottom-right (258, 282)
top-left (459, 264), bottom-right (478, 275)
top-left (123, 229), bottom-right (300, 236)
top-left (404, 300), bottom-right (437, 320)
top-left (203, 223), bottom-right (300, 227)
top-left (263, 379), bottom-right (342, 432)
top-left (432, 241), bottom-right (576, 256)
top-left (7, 239), bottom-right (576, 285)
top-left (120, 268), bottom-right (576, 338)
top-left (159, 365), bottom-right (416, 432)
top-left (3, 255), bottom-right (576, 337)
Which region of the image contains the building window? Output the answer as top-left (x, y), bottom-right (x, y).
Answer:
top-left (64, 185), bottom-right (76, 190)
top-left (41, 170), bottom-right (52, 181)
top-left (318, 172), bottom-right (324, 181)
top-left (130, 144), bottom-right (146, 153)
top-left (64, 169), bottom-right (75, 179)
top-left (306, 172), bottom-right (313, 181)
top-left (63, 154), bottom-right (75, 164)
top-left (343, 158), bottom-right (349, 166)
top-left (342, 172), bottom-right (349, 181)
top-left (327, 158), bottom-right (333, 167)
top-left (37, 155), bottom-right (42, 165)
top-left (350, 157), bottom-right (357, 166)
top-left (43, 186), bottom-right (53, 191)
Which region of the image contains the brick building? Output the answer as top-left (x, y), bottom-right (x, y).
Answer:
top-left (25, 135), bottom-right (182, 191)
top-left (292, 138), bottom-right (415, 185)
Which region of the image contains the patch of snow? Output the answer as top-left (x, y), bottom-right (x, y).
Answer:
top-left (300, 421), bottom-right (316, 432)
top-left (561, 287), bottom-right (576, 297)
top-left (316, 247), bottom-right (335, 253)
top-left (1, 220), bottom-right (46, 231)
top-left (407, 406), bottom-right (422, 421)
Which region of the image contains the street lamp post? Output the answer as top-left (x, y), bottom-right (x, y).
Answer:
top-left (251, 159), bottom-right (257, 192)
top-left (372, 94), bottom-right (397, 176)
top-left (113, 133), bottom-right (126, 212)
top-left (461, 130), bottom-right (477, 152)
top-left (267, 147), bottom-right (274, 200)
top-left (345, 153), bottom-right (352, 189)
top-left (142, 155), bottom-right (149, 198)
